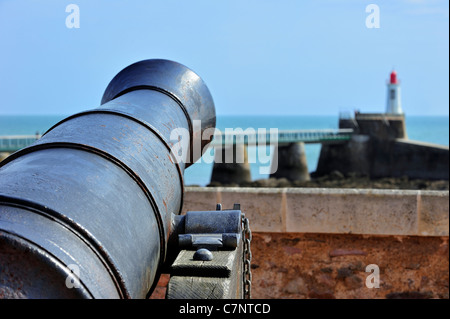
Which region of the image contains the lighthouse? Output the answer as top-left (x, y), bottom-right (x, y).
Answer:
top-left (386, 70), bottom-right (403, 114)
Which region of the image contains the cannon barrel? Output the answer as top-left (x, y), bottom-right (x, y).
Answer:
top-left (0, 59), bottom-right (215, 298)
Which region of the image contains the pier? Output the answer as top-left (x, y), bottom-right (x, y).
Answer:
top-left (209, 128), bottom-right (354, 146)
top-left (0, 129), bottom-right (353, 184)
top-left (0, 129), bottom-right (353, 153)
top-left (0, 135), bottom-right (41, 153)
top-left (209, 128), bottom-right (354, 184)
top-left (2, 121), bottom-right (447, 183)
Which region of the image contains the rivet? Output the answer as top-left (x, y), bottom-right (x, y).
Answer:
top-left (193, 248), bottom-right (213, 261)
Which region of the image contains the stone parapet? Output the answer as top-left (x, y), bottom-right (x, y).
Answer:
top-left (150, 187), bottom-right (449, 299)
top-left (182, 187), bottom-right (449, 236)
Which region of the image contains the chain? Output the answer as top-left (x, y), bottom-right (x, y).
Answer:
top-left (242, 213), bottom-right (252, 299)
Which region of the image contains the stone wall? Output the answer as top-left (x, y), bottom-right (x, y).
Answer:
top-left (317, 137), bottom-right (449, 180)
top-left (151, 187), bottom-right (449, 299)
top-left (372, 139), bottom-right (450, 180)
top-left (181, 187), bottom-right (448, 236)
top-left (250, 232), bottom-right (448, 299)
top-left (339, 113), bottom-right (407, 140)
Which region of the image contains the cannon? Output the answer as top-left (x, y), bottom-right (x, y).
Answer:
top-left (0, 59), bottom-right (251, 299)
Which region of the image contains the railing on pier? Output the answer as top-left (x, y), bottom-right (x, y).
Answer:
top-left (0, 129), bottom-right (353, 153)
top-left (0, 135), bottom-right (41, 153)
top-left (209, 129), bottom-right (354, 147)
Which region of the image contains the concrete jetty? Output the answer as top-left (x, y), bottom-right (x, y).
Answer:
top-left (316, 113), bottom-right (449, 180)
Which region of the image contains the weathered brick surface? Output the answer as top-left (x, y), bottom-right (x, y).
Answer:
top-left (250, 232), bottom-right (449, 299)
top-left (151, 233), bottom-right (449, 299)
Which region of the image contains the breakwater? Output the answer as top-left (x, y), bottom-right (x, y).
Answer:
top-left (317, 113), bottom-right (449, 181)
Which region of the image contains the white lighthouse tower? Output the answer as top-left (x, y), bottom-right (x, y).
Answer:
top-left (386, 70), bottom-right (403, 114)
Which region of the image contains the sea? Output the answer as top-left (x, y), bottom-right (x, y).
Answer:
top-left (0, 114), bottom-right (448, 186)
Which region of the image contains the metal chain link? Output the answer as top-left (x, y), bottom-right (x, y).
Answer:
top-left (242, 214), bottom-right (252, 299)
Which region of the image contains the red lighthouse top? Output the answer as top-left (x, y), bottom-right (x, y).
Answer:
top-left (390, 70), bottom-right (398, 84)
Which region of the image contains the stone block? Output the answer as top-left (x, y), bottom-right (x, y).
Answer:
top-left (182, 187), bottom-right (220, 214)
top-left (182, 187), bottom-right (448, 236)
top-left (285, 188), bottom-right (418, 235)
top-left (219, 188), bottom-right (285, 232)
top-left (418, 191), bottom-right (449, 236)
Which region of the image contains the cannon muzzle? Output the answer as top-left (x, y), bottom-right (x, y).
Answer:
top-left (0, 59), bottom-right (215, 298)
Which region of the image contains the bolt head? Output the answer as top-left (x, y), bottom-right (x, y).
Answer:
top-left (193, 248), bottom-right (213, 261)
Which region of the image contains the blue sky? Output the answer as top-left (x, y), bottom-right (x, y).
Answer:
top-left (0, 0), bottom-right (448, 116)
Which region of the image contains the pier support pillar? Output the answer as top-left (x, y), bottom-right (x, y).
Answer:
top-left (0, 153), bottom-right (10, 162)
top-left (210, 144), bottom-right (251, 185)
top-left (270, 142), bottom-right (310, 182)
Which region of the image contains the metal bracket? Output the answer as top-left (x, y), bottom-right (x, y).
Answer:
top-left (165, 203), bottom-right (245, 299)
top-left (178, 233), bottom-right (240, 250)
top-left (174, 204), bottom-right (242, 251)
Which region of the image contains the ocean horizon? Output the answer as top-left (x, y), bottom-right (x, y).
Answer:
top-left (1, 114), bottom-right (448, 186)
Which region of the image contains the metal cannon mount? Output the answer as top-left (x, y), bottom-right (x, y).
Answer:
top-left (165, 203), bottom-right (252, 299)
